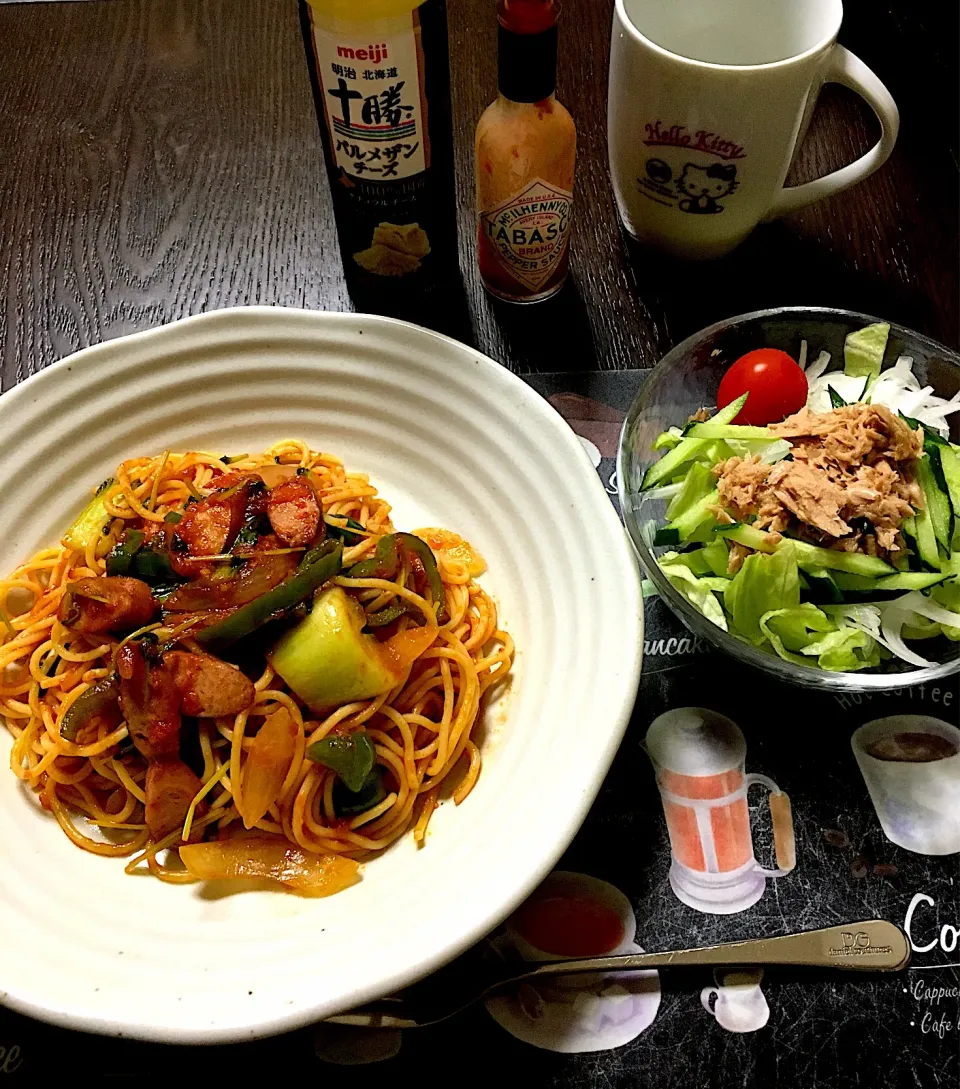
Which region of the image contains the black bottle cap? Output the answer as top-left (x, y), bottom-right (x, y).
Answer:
top-left (498, 23), bottom-right (558, 103)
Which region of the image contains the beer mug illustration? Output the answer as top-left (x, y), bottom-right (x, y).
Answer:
top-left (645, 708), bottom-right (796, 914)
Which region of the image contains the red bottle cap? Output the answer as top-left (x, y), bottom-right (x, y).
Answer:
top-left (498, 0), bottom-right (558, 35)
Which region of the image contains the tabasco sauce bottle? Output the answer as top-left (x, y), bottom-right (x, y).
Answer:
top-left (299, 0), bottom-right (459, 318)
top-left (475, 0), bottom-right (576, 303)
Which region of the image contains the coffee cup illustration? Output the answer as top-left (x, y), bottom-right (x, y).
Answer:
top-left (701, 968), bottom-right (770, 1033)
top-left (645, 708), bottom-right (796, 914)
top-left (851, 715), bottom-right (960, 856)
top-left (485, 871), bottom-right (661, 1053)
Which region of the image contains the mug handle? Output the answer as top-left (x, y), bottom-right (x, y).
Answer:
top-left (744, 773), bottom-right (796, 877)
top-left (701, 987), bottom-right (719, 1014)
top-left (765, 45), bottom-right (899, 220)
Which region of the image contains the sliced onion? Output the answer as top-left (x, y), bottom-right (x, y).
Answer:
top-left (890, 590), bottom-right (960, 629)
top-left (879, 605), bottom-right (936, 669)
top-left (804, 350), bottom-right (832, 381)
top-left (179, 836), bottom-right (360, 896)
top-left (641, 482), bottom-right (685, 503)
top-left (826, 602), bottom-right (934, 669)
top-left (256, 464), bottom-right (301, 488)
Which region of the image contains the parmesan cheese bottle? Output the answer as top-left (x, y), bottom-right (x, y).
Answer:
top-left (299, 0), bottom-right (458, 316)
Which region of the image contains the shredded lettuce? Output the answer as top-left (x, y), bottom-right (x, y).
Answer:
top-left (932, 579), bottom-right (960, 640)
top-left (659, 563), bottom-right (728, 632)
top-left (724, 542), bottom-right (800, 645)
top-left (802, 627), bottom-right (882, 672)
top-left (843, 322), bottom-right (890, 383)
top-left (760, 603), bottom-right (881, 671)
top-left (760, 604), bottom-right (835, 664)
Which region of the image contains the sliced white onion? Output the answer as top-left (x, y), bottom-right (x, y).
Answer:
top-left (827, 601), bottom-right (934, 669)
top-left (798, 340), bottom-right (808, 369)
top-left (807, 373), bottom-right (867, 413)
top-left (890, 590), bottom-right (960, 629)
top-left (879, 605), bottom-right (936, 668)
top-left (804, 350), bottom-right (832, 381)
top-left (640, 481), bottom-right (685, 503)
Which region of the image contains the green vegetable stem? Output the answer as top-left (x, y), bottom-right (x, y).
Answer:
top-left (347, 533), bottom-right (447, 624)
top-left (196, 539), bottom-right (343, 653)
top-left (59, 676), bottom-right (120, 741)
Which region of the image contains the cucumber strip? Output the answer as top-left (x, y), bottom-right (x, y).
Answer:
top-left (642, 436), bottom-right (710, 490)
top-left (938, 445), bottom-right (960, 550)
top-left (877, 572), bottom-right (950, 591)
top-left (804, 567), bottom-right (843, 603)
top-left (668, 487), bottom-right (720, 541)
top-left (652, 428), bottom-right (684, 451)
top-left (679, 393), bottom-right (749, 435)
top-left (832, 572), bottom-right (880, 592)
top-left (912, 488), bottom-right (943, 571)
top-left (643, 394), bottom-right (748, 490)
top-left (685, 423), bottom-right (776, 441)
top-left (714, 523), bottom-right (895, 576)
top-left (917, 454), bottom-right (953, 552)
top-left (833, 571), bottom-right (948, 593)
top-left (791, 539), bottom-right (896, 577)
top-left (714, 523), bottom-right (779, 552)
top-left (701, 538), bottom-right (731, 577)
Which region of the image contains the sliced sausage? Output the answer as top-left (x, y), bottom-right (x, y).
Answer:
top-left (176, 484), bottom-right (249, 557)
top-left (117, 642), bottom-right (181, 759)
top-left (164, 650), bottom-right (256, 717)
top-left (266, 478), bottom-right (321, 547)
top-left (145, 757), bottom-right (206, 840)
top-left (58, 577), bottom-right (156, 635)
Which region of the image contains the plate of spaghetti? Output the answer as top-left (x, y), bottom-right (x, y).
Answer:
top-left (0, 308), bottom-right (642, 1041)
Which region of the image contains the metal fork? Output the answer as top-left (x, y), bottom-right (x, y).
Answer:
top-left (325, 919), bottom-right (909, 1029)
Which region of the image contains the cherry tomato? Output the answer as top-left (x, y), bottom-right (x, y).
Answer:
top-left (716, 348), bottom-right (808, 425)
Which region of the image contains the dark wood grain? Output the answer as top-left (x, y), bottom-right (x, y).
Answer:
top-left (0, 0), bottom-right (956, 386)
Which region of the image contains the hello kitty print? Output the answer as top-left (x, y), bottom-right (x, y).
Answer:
top-left (636, 119), bottom-right (745, 215)
top-left (676, 163), bottom-right (739, 213)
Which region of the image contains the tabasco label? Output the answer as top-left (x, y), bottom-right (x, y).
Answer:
top-left (311, 20), bottom-right (428, 181)
top-left (479, 178), bottom-right (573, 294)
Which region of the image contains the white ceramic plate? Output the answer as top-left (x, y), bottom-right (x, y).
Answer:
top-left (0, 308), bottom-right (642, 1043)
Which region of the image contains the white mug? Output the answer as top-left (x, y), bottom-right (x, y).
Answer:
top-left (608, 0), bottom-right (899, 259)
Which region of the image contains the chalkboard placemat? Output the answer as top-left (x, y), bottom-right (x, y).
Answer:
top-left (0, 369), bottom-right (956, 1087)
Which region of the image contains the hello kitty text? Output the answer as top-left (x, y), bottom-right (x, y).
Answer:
top-left (643, 121), bottom-right (747, 162)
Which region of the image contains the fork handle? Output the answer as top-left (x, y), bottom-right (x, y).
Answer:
top-left (518, 920), bottom-right (910, 982)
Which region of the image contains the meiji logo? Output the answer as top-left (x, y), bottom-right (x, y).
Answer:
top-left (643, 120), bottom-right (746, 161)
top-left (337, 42), bottom-right (389, 63)
top-left (828, 931), bottom-right (893, 957)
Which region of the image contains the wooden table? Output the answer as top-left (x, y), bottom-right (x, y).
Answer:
top-left (0, 0), bottom-right (956, 390)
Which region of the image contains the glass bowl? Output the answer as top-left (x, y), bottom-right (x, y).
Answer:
top-left (618, 306), bottom-right (960, 691)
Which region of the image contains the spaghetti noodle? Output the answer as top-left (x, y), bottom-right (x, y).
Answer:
top-left (0, 441), bottom-right (512, 894)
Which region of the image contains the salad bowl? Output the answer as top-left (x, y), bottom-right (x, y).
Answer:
top-left (619, 307), bottom-right (960, 691)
